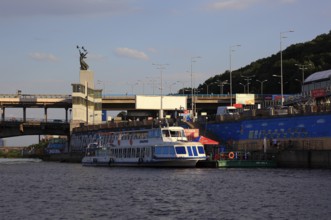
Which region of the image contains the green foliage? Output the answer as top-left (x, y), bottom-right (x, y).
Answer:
top-left (196, 30), bottom-right (331, 95)
top-left (29, 141), bottom-right (48, 150)
top-left (0, 149), bottom-right (22, 158)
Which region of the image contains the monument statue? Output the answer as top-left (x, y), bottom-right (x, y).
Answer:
top-left (77, 45), bottom-right (89, 70)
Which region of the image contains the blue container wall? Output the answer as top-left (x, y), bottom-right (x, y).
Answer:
top-left (207, 114), bottom-right (331, 142)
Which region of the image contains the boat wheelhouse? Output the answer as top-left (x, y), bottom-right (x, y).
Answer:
top-left (81, 126), bottom-right (206, 167)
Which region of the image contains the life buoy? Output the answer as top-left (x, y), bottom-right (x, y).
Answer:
top-left (228, 152), bottom-right (235, 159)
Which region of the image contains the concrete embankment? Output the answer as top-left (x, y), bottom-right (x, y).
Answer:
top-left (277, 150), bottom-right (331, 168)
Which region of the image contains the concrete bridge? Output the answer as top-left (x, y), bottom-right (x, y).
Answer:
top-left (0, 92), bottom-right (271, 139)
top-left (0, 119), bottom-right (70, 139)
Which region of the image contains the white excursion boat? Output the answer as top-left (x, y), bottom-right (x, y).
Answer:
top-left (81, 126), bottom-right (206, 167)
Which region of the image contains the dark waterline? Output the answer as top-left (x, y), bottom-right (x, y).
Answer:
top-left (1, 159), bottom-right (331, 220)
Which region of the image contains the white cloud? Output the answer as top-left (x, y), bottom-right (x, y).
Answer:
top-left (205, 0), bottom-right (297, 11)
top-left (115, 48), bottom-right (149, 61)
top-left (28, 52), bottom-right (58, 62)
top-left (205, 0), bottom-right (261, 11)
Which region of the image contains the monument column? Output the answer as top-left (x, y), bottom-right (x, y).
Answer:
top-left (71, 46), bottom-right (102, 126)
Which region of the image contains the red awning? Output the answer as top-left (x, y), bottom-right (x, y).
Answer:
top-left (196, 136), bottom-right (219, 145)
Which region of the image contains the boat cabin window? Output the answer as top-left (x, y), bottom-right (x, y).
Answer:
top-left (162, 130), bottom-right (170, 137)
top-left (198, 146), bottom-right (205, 154)
top-left (175, 146), bottom-right (186, 154)
top-left (169, 130), bottom-right (184, 137)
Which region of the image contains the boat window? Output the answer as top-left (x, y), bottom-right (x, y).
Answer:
top-left (175, 146), bottom-right (186, 155)
top-left (192, 146), bottom-right (198, 156)
top-left (145, 147), bottom-right (150, 157)
top-left (198, 146), bottom-right (205, 154)
top-left (136, 148), bottom-right (141, 158)
top-left (155, 147), bottom-right (162, 154)
top-left (162, 130), bottom-right (170, 137)
top-left (187, 146), bottom-right (193, 156)
top-left (169, 130), bottom-right (184, 137)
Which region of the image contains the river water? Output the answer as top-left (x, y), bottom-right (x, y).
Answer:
top-left (1, 159), bottom-right (331, 220)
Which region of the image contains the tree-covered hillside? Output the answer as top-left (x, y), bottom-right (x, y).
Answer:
top-left (190, 30), bottom-right (331, 95)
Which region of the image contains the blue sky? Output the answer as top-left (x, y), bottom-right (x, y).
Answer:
top-left (1, 0), bottom-right (330, 95)
top-left (1, 0), bottom-right (330, 145)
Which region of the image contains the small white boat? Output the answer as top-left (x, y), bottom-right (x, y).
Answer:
top-left (81, 126), bottom-right (206, 167)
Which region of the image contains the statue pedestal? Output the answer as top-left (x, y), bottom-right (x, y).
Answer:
top-left (80, 70), bottom-right (94, 89)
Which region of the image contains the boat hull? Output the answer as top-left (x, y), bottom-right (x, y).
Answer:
top-left (82, 156), bottom-right (200, 168)
top-left (81, 156), bottom-right (112, 166)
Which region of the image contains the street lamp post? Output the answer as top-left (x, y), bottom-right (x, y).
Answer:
top-left (191, 56), bottom-right (201, 121)
top-left (256, 79), bottom-right (268, 95)
top-left (239, 83), bottom-right (246, 93)
top-left (295, 63), bottom-right (311, 91)
top-left (229, 44), bottom-right (241, 106)
top-left (153, 63), bottom-right (169, 119)
top-left (217, 80), bottom-right (228, 95)
top-left (241, 75), bottom-right (255, 93)
top-left (204, 83), bottom-right (209, 95)
top-left (280, 30), bottom-right (294, 105)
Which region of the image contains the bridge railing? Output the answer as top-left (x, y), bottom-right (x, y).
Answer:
top-left (1, 117), bottom-right (68, 123)
top-left (0, 94), bottom-right (71, 99)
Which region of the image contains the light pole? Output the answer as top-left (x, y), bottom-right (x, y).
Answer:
top-left (191, 56), bottom-right (201, 121)
top-left (256, 79), bottom-right (268, 95)
top-left (217, 80), bottom-right (228, 95)
top-left (146, 76), bottom-right (158, 95)
top-left (153, 63), bottom-right (169, 119)
top-left (229, 44), bottom-right (241, 106)
top-left (295, 63), bottom-right (311, 87)
top-left (241, 75), bottom-right (255, 93)
top-left (203, 83), bottom-right (209, 95)
top-left (280, 30), bottom-right (294, 105)
top-left (239, 83), bottom-right (246, 93)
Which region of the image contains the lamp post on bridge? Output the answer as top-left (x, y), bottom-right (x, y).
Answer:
top-left (280, 30), bottom-right (294, 105)
top-left (295, 63), bottom-right (311, 92)
top-left (241, 75), bottom-right (255, 93)
top-left (229, 44), bottom-right (241, 106)
top-left (153, 63), bottom-right (169, 119)
top-left (256, 79), bottom-right (268, 95)
top-left (190, 56), bottom-right (201, 121)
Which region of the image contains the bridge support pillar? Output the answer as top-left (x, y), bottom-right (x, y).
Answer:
top-left (44, 107), bottom-right (48, 122)
top-left (23, 107), bottom-right (26, 122)
top-left (1, 107), bottom-right (4, 121)
top-left (65, 107), bottom-right (69, 123)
